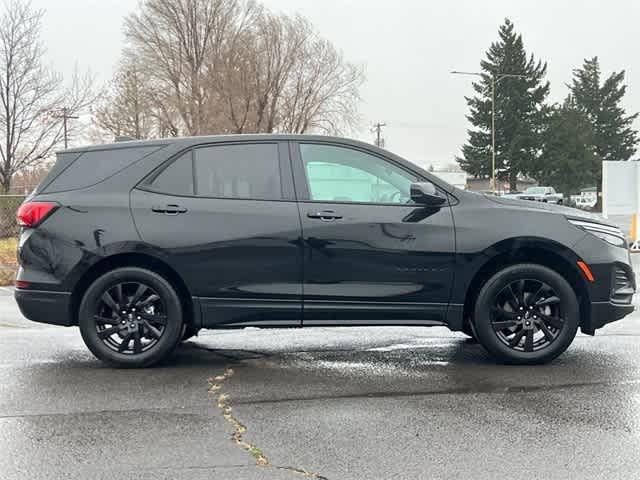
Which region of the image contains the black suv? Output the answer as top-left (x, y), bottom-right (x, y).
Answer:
top-left (15, 135), bottom-right (635, 367)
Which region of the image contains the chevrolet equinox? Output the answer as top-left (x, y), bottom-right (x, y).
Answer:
top-left (14, 135), bottom-right (635, 367)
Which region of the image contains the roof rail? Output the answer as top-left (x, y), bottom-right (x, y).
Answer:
top-left (114, 136), bottom-right (136, 142)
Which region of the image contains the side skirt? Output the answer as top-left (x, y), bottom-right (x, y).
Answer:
top-left (196, 297), bottom-right (458, 329)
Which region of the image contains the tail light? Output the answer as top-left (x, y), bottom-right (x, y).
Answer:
top-left (16, 201), bottom-right (58, 227)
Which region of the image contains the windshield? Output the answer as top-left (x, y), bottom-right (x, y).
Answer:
top-left (524, 187), bottom-right (547, 194)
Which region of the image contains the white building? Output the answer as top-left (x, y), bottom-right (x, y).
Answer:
top-left (431, 171), bottom-right (467, 189)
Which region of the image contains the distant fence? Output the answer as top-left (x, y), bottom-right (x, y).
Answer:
top-left (0, 195), bottom-right (24, 285)
top-left (0, 195), bottom-right (25, 238)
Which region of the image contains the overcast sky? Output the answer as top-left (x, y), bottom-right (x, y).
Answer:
top-left (30, 0), bottom-right (640, 169)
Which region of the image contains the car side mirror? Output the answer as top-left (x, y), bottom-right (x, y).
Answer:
top-left (410, 182), bottom-right (446, 206)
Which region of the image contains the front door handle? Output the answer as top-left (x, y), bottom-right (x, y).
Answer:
top-left (307, 210), bottom-right (343, 221)
top-left (152, 204), bottom-right (187, 215)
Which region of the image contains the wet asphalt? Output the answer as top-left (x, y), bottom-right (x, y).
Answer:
top-left (2, 260), bottom-right (640, 479)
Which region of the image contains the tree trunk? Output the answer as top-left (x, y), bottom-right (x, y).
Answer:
top-left (593, 172), bottom-right (603, 212)
top-left (1, 176), bottom-right (11, 194)
top-left (509, 170), bottom-right (517, 192)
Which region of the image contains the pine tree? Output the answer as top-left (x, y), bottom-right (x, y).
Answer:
top-left (569, 57), bottom-right (639, 207)
top-left (536, 98), bottom-right (600, 195)
top-left (458, 19), bottom-right (550, 190)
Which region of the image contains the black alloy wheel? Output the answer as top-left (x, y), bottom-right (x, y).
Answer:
top-left (491, 279), bottom-right (563, 353)
top-left (473, 264), bottom-right (579, 365)
top-left (79, 267), bottom-right (184, 368)
top-left (93, 282), bottom-right (167, 355)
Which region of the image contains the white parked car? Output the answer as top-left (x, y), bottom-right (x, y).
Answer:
top-left (504, 186), bottom-right (564, 204)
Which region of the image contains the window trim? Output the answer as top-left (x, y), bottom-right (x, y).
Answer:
top-left (290, 140), bottom-right (445, 207)
top-left (137, 140), bottom-right (295, 201)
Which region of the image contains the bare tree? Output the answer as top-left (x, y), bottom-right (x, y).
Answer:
top-left (0, 1), bottom-right (94, 192)
top-left (277, 20), bottom-right (364, 134)
top-left (217, 10), bottom-right (364, 134)
top-left (93, 62), bottom-right (153, 140)
top-left (123, 0), bottom-right (256, 136)
top-left (103, 0), bottom-right (364, 140)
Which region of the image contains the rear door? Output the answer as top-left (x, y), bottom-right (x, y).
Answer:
top-left (130, 141), bottom-right (303, 327)
top-left (291, 141), bottom-right (456, 325)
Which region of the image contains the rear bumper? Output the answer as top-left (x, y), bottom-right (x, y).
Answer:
top-left (583, 301), bottom-right (634, 335)
top-left (14, 289), bottom-right (73, 326)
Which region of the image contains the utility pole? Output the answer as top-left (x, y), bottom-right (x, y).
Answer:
top-left (53, 107), bottom-right (79, 149)
top-left (372, 122), bottom-right (387, 148)
top-left (451, 71), bottom-right (528, 194)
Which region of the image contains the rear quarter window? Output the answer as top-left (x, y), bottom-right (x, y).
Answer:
top-left (43, 145), bottom-right (162, 193)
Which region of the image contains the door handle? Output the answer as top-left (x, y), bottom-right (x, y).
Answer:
top-left (152, 204), bottom-right (187, 215)
top-left (307, 210), bottom-right (342, 221)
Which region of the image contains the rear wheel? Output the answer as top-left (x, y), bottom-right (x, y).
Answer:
top-left (78, 267), bottom-right (184, 368)
top-left (473, 264), bottom-right (579, 365)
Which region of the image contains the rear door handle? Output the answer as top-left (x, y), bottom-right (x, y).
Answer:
top-left (152, 204), bottom-right (187, 215)
top-left (307, 210), bottom-right (343, 221)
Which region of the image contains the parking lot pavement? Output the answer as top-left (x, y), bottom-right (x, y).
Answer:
top-left (2, 258), bottom-right (640, 480)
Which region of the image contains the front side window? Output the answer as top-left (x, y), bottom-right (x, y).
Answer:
top-left (300, 143), bottom-right (418, 204)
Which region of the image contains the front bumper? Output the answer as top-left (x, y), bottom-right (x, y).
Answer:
top-left (15, 289), bottom-right (73, 326)
top-left (583, 300), bottom-right (635, 334)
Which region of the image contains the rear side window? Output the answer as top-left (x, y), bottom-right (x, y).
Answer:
top-left (34, 152), bottom-right (83, 194)
top-left (44, 146), bottom-right (161, 193)
top-left (194, 144), bottom-right (282, 200)
top-left (146, 143), bottom-right (282, 200)
top-left (149, 151), bottom-right (194, 195)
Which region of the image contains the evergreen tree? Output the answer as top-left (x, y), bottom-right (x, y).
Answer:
top-left (458, 19), bottom-right (550, 190)
top-left (536, 98), bottom-right (600, 195)
top-left (569, 57), bottom-right (639, 207)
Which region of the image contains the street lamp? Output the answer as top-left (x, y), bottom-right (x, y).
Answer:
top-left (451, 70), bottom-right (528, 194)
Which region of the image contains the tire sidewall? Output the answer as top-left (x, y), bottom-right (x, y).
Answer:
top-left (78, 267), bottom-right (183, 368)
top-left (474, 264), bottom-right (579, 364)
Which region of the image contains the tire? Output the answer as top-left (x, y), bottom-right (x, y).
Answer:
top-left (78, 267), bottom-right (184, 368)
top-left (462, 321), bottom-right (478, 341)
top-left (472, 264), bottom-right (579, 365)
top-left (181, 325), bottom-right (199, 342)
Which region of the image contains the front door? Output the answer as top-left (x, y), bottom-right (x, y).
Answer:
top-left (291, 141), bottom-right (455, 325)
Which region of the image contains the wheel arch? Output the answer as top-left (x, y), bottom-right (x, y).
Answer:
top-left (69, 252), bottom-right (198, 327)
top-left (462, 238), bottom-right (591, 331)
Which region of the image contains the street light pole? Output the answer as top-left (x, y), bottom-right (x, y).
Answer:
top-left (491, 76), bottom-right (496, 194)
top-left (451, 70), bottom-right (528, 194)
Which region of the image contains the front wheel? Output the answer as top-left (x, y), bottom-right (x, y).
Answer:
top-left (181, 325), bottom-right (200, 342)
top-left (78, 267), bottom-right (184, 368)
top-left (472, 264), bottom-right (579, 365)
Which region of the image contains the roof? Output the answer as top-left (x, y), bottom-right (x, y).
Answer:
top-left (62, 134), bottom-right (371, 153)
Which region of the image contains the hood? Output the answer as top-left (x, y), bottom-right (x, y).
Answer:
top-left (483, 194), bottom-right (615, 227)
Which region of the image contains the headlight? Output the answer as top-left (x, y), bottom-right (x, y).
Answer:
top-left (568, 219), bottom-right (627, 248)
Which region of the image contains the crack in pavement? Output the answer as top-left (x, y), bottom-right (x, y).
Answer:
top-left (208, 368), bottom-right (328, 480)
